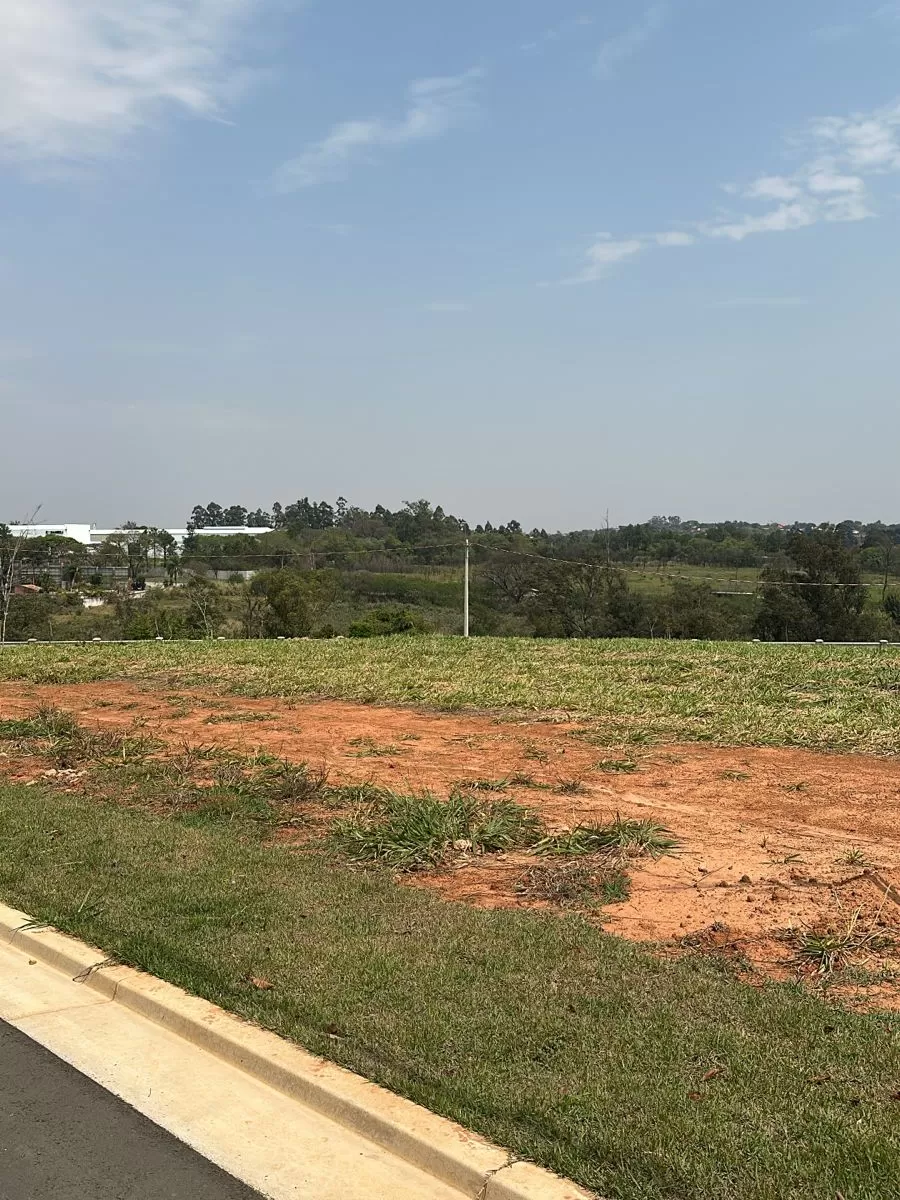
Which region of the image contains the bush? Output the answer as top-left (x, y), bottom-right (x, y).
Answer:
top-left (348, 606), bottom-right (426, 638)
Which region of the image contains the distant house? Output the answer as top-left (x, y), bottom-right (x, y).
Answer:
top-left (13, 583), bottom-right (42, 596)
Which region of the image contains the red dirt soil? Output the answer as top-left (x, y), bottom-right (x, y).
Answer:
top-left (3, 680), bottom-right (900, 1007)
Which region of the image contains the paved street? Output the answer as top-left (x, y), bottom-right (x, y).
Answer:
top-left (0, 1019), bottom-right (263, 1199)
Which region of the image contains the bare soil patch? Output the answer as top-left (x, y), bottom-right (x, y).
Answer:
top-left (3, 679), bottom-right (900, 1008)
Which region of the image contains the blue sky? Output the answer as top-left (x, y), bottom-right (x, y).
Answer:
top-left (2, 1), bottom-right (899, 529)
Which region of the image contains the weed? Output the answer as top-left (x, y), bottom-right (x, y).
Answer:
top-left (347, 737), bottom-right (403, 758)
top-left (554, 779), bottom-right (588, 795)
top-left (721, 770), bottom-right (751, 782)
top-left (521, 742), bottom-right (549, 763)
top-left (252, 761), bottom-right (330, 806)
top-left (840, 846), bottom-right (872, 866)
top-left (454, 778), bottom-right (509, 793)
top-left (794, 909), bottom-right (894, 976)
top-left (508, 772), bottom-right (550, 790)
top-left (205, 712), bottom-right (276, 725)
top-left (781, 782), bottom-right (808, 793)
top-left (594, 759), bottom-right (639, 774)
top-left (515, 862), bottom-right (632, 909)
top-left (535, 818), bottom-right (678, 859)
top-left (331, 792), bottom-right (542, 869)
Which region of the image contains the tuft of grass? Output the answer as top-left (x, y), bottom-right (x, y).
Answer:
top-left (515, 861), bottom-right (632, 909)
top-left (840, 846), bottom-right (872, 867)
top-left (204, 711), bottom-right (276, 725)
top-left (507, 772), bottom-right (550, 790)
top-left (554, 778), bottom-right (588, 795)
top-left (794, 910), bottom-right (895, 977)
top-left (347, 737), bottom-right (403, 758)
top-left (535, 817), bottom-right (678, 859)
top-left (0, 705), bottom-right (161, 766)
top-left (331, 791), bottom-right (542, 869)
top-left (454, 777), bottom-right (509, 793)
top-left (249, 761), bottom-right (330, 806)
top-left (721, 769), bottom-right (751, 782)
top-left (594, 759), bottom-right (640, 774)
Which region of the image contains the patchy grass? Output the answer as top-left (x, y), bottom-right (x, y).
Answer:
top-left (516, 861), bottom-right (632, 910)
top-left (594, 759), bottom-right (640, 774)
top-left (1, 782), bottom-right (900, 1200)
top-left (331, 792), bottom-right (542, 870)
top-left (454, 777), bottom-right (510, 793)
top-left (2, 638), bottom-right (900, 754)
top-left (347, 736), bottom-right (404, 758)
top-left (0, 704), bottom-right (162, 767)
top-left (204, 711), bottom-right (276, 725)
top-left (535, 818), bottom-right (678, 859)
top-left (793, 911), bottom-right (896, 977)
top-left (554, 779), bottom-right (588, 796)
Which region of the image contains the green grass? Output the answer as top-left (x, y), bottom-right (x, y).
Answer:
top-left (534, 818), bottom-right (679, 858)
top-left (1, 782), bottom-right (899, 1200)
top-left (2, 637), bottom-right (899, 754)
top-left (331, 792), bottom-right (541, 869)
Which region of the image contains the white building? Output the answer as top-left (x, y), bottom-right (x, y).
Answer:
top-left (6, 524), bottom-right (272, 548)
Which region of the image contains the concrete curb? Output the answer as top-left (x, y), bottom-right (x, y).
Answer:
top-left (0, 903), bottom-right (593, 1200)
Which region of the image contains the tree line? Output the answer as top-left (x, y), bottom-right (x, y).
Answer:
top-left (3, 499), bottom-right (900, 642)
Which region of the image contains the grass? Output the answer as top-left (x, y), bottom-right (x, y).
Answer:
top-left (794, 910), bottom-right (895, 977)
top-left (0, 703), bottom-right (163, 767)
top-left (1, 637), bottom-right (899, 754)
top-left (454, 777), bottom-right (510, 792)
top-left (331, 792), bottom-right (542, 869)
top-left (347, 736), bottom-right (404, 758)
top-left (534, 818), bottom-right (679, 859)
top-left (516, 861), bottom-right (632, 909)
top-left (204, 711), bottom-right (276, 725)
top-left (1, 782), bottom-right (899, 1200)
top-left (594, 758), bottom-right (640, 774)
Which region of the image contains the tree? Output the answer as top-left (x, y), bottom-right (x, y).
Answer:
top-left (755, 530), bottom-right (872, 642)
top-left (183, 576), bottom-right (225, 638)
top-left (1, 508), bottom-right (42, 643)
top-left (250, 571), bottom-right (313, 638)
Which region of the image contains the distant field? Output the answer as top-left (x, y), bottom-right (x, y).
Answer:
top-left (1, 637), bottom-right (899, 754)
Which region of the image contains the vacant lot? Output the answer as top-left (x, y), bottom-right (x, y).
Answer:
top-left (1, 639), bottom-right (900, 1198)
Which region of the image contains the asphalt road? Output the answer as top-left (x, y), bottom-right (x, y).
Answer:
top-left (0, 1019), bottom-right (264, 1199)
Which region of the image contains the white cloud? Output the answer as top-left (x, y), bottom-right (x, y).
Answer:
top-left (654, 231), bottom-right (695, 246)
top-left (0, 0), bottom-right (271, 165)
top-left (813, 103), bottom-right (900, 171)
top-left (595, 4), bottom-right (668, 80)
top-left (708, 200), bottom-right (818, 242)
top-left (566, 236), bottom-right (644, 283)
top-left (563, 95), bottom-right (898, 282)
top-left (271, 69), bottom-right (482, 192)
top-left (560, 229), bottom-right (692, 283)
top-left (745, 175), bottom-right (802, 201)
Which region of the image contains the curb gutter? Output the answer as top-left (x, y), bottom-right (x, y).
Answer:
top-left (0, 902), bottom-right (593, 1200)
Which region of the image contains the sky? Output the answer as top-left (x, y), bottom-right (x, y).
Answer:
top-left (1, 0), bottom-right (899, 531)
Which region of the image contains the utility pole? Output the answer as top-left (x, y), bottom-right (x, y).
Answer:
top-left (463, 538), bottom-right (470, 638)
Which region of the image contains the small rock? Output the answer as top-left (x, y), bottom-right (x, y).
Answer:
top-left (739, 874), bottom-right (752, 884)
